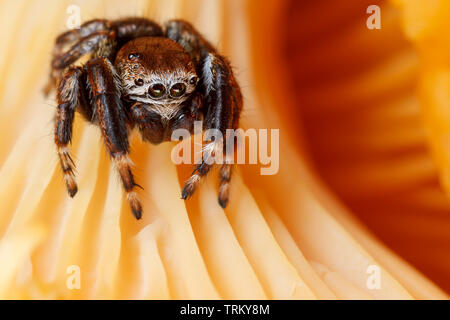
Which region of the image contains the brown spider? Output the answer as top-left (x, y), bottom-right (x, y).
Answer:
top-left (48, 18), bottom-right (242, 219)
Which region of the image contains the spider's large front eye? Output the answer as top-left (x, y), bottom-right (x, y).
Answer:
top-left (148, 83), bottom-right (166, 98)
top-left (128, 53), bottom-right (140, 60)
top-left (189, 76), bottom-right (198, 85)
top-left (170, 83), bottom-right (186, 98)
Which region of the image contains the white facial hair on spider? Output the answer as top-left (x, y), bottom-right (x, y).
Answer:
top-left (121, 69), bottom-right (198, 120)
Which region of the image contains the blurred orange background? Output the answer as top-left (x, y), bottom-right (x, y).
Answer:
top-left (257, 0), bottom-right (450, 293)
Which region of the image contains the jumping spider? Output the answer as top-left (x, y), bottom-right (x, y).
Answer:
top-left (48, 18), bottom-right (242, 219)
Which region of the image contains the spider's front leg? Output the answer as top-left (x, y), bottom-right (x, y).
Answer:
top-left (54, 66), bottom-right (88, 197)
top-left (86, 57), bottom-right (143, 219)
top-left (182, 54), bottom-right (242, 208)
top-left (166, 21), bottom-right (243, 208)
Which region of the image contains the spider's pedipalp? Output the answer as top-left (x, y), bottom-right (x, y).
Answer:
top-left (130, 102), bottom-right (165, 144)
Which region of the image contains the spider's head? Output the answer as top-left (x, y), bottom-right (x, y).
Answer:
top-left (115, 37), bottom-right (199, 105)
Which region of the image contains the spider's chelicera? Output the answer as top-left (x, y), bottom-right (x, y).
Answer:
top-left (48, 18), bottom-right (242, 219)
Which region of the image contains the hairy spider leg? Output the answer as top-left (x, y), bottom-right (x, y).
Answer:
top-left (45, 20), bottom-right (110, 96)
top-left (86, 57), bottom-right (143, 219)
top-left (218, 102), bottom-right (241, 208)
top-left (54, 66), bottom-right (86, 197)
top-left (51, 18), bottom-right (165, 219)
top-left (45, 30), bottom-right (117, 96)
top-left (54, 19), bottom-right (111, 58)
top-left (52, 30), bottom-right (117, 70)
top-left (166, 20), bottom-right (243, 208)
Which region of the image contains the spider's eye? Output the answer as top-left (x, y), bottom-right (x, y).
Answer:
top-left (189, 76), bottom-right (198, 85)
top-left (134, 79), bottom-right (144, 86)
top-left (128, 53), bottom-right (140, 60)
top-left (148, 83), bottom-right (166, 98)
top-left (170, 83), bottom-right (186, 98)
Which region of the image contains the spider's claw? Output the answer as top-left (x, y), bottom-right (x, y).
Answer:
top-left (218, 198), bottom-right (228, 209)
top-left (127, 191), bottom-right (142, 220)
top-left (68, 186), bottom-right (78, 198)
top-left (181, 185), bottom-right (192, 200)
top-left (134, 183), bottom-right (145, 190)
top-left (132, 208), bottom-right (142, 220)
top-left (181, 174), bottom-right (200, 200)
top-left (63, 172), bottom-right (78, 198)
top-left (217, 163), bottom-right (231, 209)
top-left (218, 189), bottom-right (229, 209)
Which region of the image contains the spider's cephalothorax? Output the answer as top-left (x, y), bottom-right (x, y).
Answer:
top-left (49, 18), bottom-right (242, 219)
